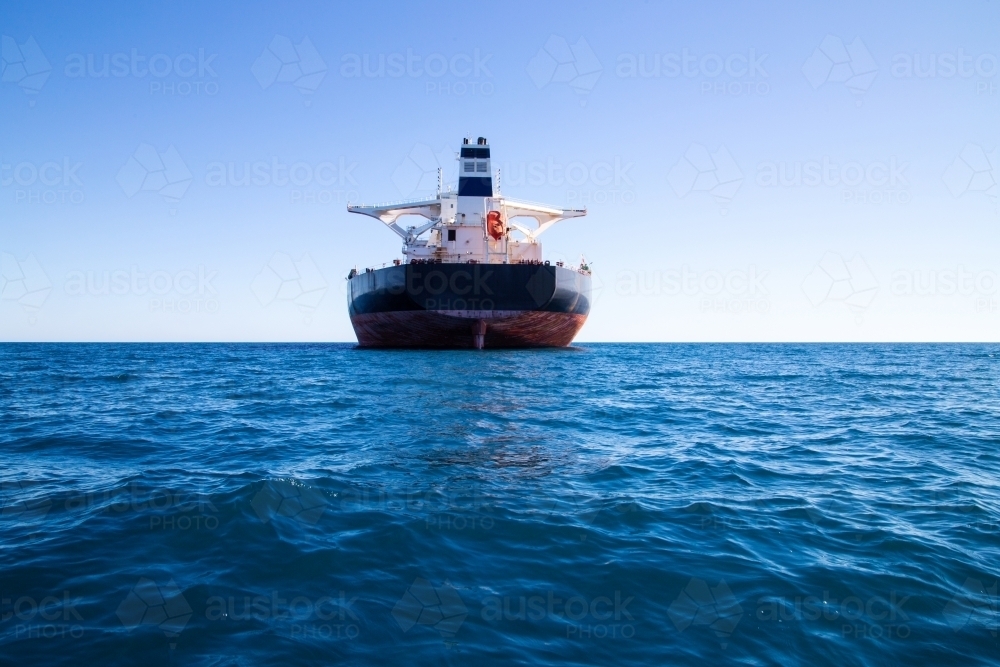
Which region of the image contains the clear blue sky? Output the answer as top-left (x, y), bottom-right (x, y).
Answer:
top-left (2, 0), bottom-right (998, 341)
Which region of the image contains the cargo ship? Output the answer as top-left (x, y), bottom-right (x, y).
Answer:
top-left (346, 137), bottom-right (591, 349)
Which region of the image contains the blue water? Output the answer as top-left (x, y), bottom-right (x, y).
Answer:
top-left (2, 344), bottom-right (999, 665)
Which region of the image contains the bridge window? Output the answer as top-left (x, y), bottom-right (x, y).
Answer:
top-left (461, 147), bottom-right (491, 158)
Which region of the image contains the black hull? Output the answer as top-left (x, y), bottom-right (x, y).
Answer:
top-left (347, 264), bottom-right (591, 348)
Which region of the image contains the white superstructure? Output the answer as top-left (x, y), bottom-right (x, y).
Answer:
top-left (348, 137), bottom-right (586, 264)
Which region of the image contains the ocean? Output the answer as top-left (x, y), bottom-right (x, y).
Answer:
top-left (1, 343), bottom-right (998, 665)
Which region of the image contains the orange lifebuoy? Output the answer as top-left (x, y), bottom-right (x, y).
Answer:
top-left (486, 210), bottom-right (505, 240)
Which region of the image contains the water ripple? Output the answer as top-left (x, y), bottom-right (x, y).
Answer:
top-left (1, 344), bottom-right (999, 665)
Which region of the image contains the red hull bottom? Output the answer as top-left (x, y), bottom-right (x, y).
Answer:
top-left (351, 310), bottom-right (587, 349)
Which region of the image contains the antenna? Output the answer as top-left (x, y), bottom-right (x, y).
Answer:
top-left (437, 167), bottom-right (443, 195)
